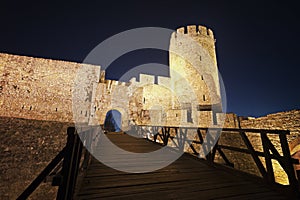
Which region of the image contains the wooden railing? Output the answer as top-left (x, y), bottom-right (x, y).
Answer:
top-left (17, 124), bottom-right (299, 198)
top-left (137, 125), bottom-right (300, 197)
top-left (17, 126), bottom-right (99, 200)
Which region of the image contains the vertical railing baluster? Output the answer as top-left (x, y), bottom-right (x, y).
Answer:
top-left (239, 131), bottom-right (267, 179)
top-left (261, 132), bottom-right (275, 183)
top-left (279, 133), bottom-right (299, 197)
top-left (57, 127), bottom-right (76, 200)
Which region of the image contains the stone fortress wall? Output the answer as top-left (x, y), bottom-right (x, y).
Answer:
top-left (0, 53), bottom-right (78, 122)
top-left (0, 53), bottom-right (99, 123)
top-left (0, 24), bottom-right (299, 188)
top-left (222, 111), bottom-right (300, 156)
top-left (219, 110), bottom-right (300, 184)
top-left (1, 24), bottom-right (298, 157)
top-left (0, 24), bottom-right (222, 130)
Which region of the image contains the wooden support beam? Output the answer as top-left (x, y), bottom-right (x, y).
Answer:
top-left (197, 128), bottom-right (204, 144)
top-left (216, 147), bottom-right (234, 167)
top-left (261, 133), bottom-right (275, 183)
top-left (16, 148), bottom-right (65, 200)
top-left (189, 143), bottom-right (199, 155)
top-left (239, 131), bottom-right (267, 179)
top-left (218, 145), bottom-right (298, 164)
top-left (279, 133), bottom-right (300, 197)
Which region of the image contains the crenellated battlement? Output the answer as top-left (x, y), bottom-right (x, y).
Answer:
top-left (0, 21), bottom-right (221, 128)
top-left (176, 25), bottom-right (214, 39)
top-left (104, 79), bottom-right (130, 87)
top-left (129, 74), bottom-right (172, 88)
top-left (140, 74), bottom-right (155, 84)
top-left (157, 76), bottom-right (171, 88)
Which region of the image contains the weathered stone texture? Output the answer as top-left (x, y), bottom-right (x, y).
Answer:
top-left (170, 25), bottom-right (220, 107)
top-left (0, 117), bottom-right (72, 200)
top-left (0, 25), bottom-right (225, 199)
top-left (0, 25), bottom-right (222, 128)
top-left (0, 53), bottom-right (99, 123)
top-left (219, 110), bottom-right (300, 184)
top-left (222, 110), bottom-right (300, 150)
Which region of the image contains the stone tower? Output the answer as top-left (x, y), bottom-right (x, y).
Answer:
top-left (0, 24), bottom-right (223, 127)
top-left (169, 25), bottom-right (222, 125)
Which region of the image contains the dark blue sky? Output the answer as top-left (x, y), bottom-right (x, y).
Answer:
top-left (1, 0), bottom-right (299, 117)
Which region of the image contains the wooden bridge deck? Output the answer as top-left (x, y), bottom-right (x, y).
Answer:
top-left (75, 132), bottom-right (289, 200)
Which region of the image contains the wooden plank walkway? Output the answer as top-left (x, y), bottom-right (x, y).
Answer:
top-left (76, 132), bottom-right (289, 200)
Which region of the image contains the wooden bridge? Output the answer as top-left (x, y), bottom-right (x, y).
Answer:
top-left (17, 126), bottom-right (300, 199)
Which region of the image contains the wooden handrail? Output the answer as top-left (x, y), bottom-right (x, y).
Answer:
top-left (57, 127), bottom-right (98, 200)
top-left (16, 148), bottom-right (66, 200)
top-left (137, 125), bottom-right (290, 134)
top-left (17, 126), bottom-right (98, 200)
top-left (136, 125), bottom-right (299, 197)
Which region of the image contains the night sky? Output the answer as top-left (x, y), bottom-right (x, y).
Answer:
top-left (1, 0), bottom-right (299, 117)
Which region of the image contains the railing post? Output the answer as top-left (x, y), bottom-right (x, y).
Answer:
top-left (164, 127), bottom-right (170, 145)
top-left (177, 128), bottom-right (185, 152)
top-left (261, 132), bottom-right (275, 183)
top-left (197, 128), bottom-right (204, 144)
top-left (279, 133), bottom-right (300, 197)
top-left (153, 126), bottom-right (158, 142)
top-left (57, 127), bottom-right (73, 200)
top-left (239, 131), bottom-right (267, 179)
top-left (57, 127), bottom-right (77, 200)
top-left (69, 134), bottom-right (83, 198)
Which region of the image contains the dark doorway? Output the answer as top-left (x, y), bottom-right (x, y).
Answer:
top-left (104, 110), bottom-right (122, 132)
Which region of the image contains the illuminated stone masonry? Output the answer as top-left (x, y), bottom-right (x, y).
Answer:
top-left (1, 25), bottom-right (299, 187)
top-left (220, 111), bottom-right (300, 184)
top-left (0, 25), bottom-right (222, 129)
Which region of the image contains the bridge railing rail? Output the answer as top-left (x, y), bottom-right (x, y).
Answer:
top-left (17, 126), bottom-right (99, 200)
top-left (137, 125), bottom-right (299, 196)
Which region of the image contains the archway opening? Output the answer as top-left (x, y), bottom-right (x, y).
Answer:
top-left (104, 109), bottom-right (122, 132)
